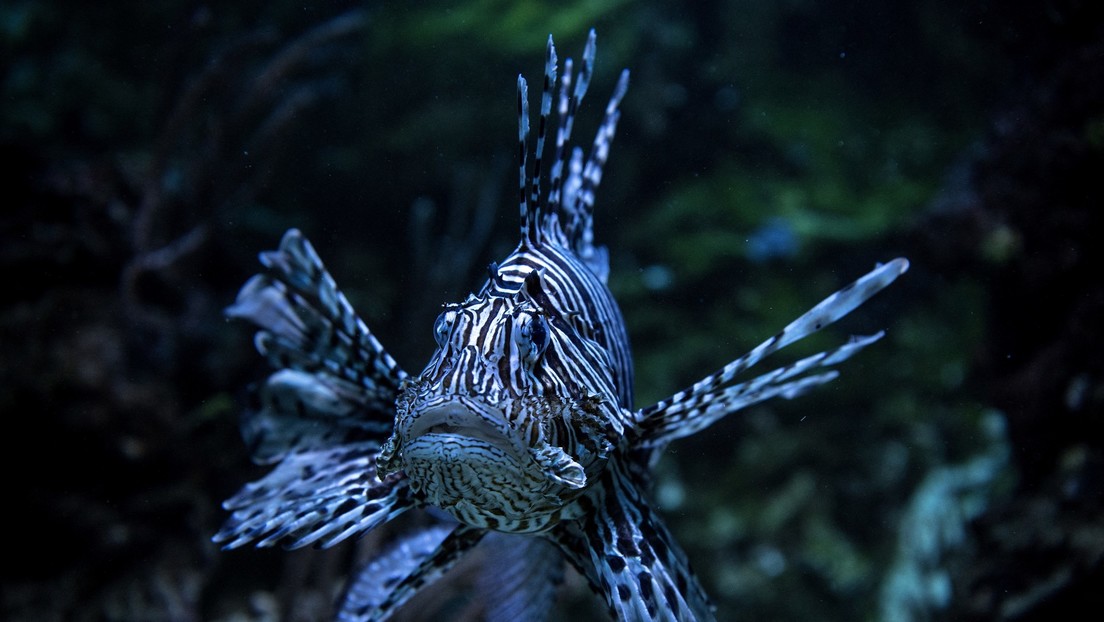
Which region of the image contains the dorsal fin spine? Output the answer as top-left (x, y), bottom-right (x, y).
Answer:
top-left (517, 74), bottom-right (533, 245)
top-left (548, 29), bottom-right (596, 215)
top-left (530, 36), bottom-right (557, 227)
top-left (547, 57), bottom-right (573, 214)
top-left (574, 68), bottom-right (630, 239)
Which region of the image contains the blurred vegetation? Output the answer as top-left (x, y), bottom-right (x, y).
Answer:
top-left (4, 0), bottom-right (1102, 621)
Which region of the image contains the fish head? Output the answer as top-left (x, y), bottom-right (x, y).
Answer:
top-left (378, 269), bottom-right (622, 532)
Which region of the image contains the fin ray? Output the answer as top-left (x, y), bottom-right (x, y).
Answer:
top-left (636, 259), bottom-right (909, 447)
top-left (214, 442), bottom-right (411, 549)
top-left (477, 533), bottom-right (565, 621)
top-left (553, 468), bottom-right (715, 621)
top-left (337, 524), bottom-right (486, 621)
top-left (227, 229), bottom-right (405, 458)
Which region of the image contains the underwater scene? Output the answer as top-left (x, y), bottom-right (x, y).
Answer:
top-left (4, 1), bottom-right (1102, 620)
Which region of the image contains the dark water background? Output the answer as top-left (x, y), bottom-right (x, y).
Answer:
top-left (4, 1), bottom-right (1102, 620)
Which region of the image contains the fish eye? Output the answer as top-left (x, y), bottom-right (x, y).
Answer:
top-left (514, 313), bottom-right (550, 365)
top-left (529, 315), bottom-right (549, 353)
top-left (433, 309), bottom-right (457, 346)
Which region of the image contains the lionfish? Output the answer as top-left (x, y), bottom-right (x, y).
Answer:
top-left (217, 30), bottom-right (909, 621)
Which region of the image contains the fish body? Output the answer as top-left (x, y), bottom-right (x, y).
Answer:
top-left (217, 30), bottom-right (908, 621)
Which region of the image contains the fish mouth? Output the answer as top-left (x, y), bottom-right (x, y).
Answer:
top-left (388, 393), bottom-right (596, 531)
top-left (403, 397), bottom-right (526, 458)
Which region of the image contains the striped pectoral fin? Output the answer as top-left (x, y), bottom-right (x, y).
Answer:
top-left (554, 471), bottom-right (715, 622)
top-left (215, 442), bottom-right (412, 550)
top-left (337, 523), bottom-right (486, 622)
top-left (243, 368), bottom-right (394, 463)
top-left (634, 258), bottom-right (909, 449)
top-left (637, 331), bottom-right (885, 448)
top-left (228, 229), bottom-right (406, 453)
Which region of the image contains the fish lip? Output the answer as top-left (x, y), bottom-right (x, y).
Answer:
top-left (403, 397), bottom-right (526, 458)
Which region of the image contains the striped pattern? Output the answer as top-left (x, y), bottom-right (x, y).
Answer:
top-left (380, 251), bottom-right (628, 532)
top-left (340, 524), bottom-right (486, 620)
top-left (634, 258), bottom-right (910, 449)
top-left (214, 442), bottom-right (411, 549)
top-left (555, 464), bottom-right (715, 621)
top-left (217, 29), bottom-right (909, 622)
